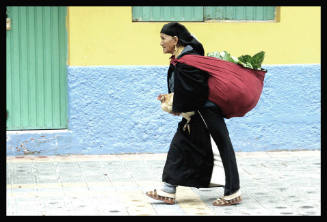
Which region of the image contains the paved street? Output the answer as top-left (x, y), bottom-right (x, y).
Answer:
top-left (6, 150), bottom-right (321, 216)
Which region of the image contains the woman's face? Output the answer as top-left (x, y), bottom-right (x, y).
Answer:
top-left (160, 33), bottom-right (177, 54)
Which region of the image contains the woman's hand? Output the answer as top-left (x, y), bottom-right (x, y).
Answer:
top-left (157, 94), bottom-right (164, 102)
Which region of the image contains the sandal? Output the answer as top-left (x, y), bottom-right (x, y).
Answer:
top-left (212, 190), bottom-right (242, 206)
top-left (145, 189), bottom-right (176, 205)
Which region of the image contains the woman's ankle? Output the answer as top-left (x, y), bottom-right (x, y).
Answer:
top-left (161, 182), bottom-right (177, 194)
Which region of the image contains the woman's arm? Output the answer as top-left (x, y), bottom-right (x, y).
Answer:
top-left (172, 63), bottom-right (209, 113)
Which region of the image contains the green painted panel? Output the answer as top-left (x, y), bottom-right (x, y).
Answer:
top-left (133, 6), bottom-right (275, 22)
top-left (204, 6), bottom-right (276, 21)
top-left (132, 6), bottom-right (203, 21)
top-left (6, 6), bottom-right (68, 130)
top-left (263, 7), bottom-right (276, 20)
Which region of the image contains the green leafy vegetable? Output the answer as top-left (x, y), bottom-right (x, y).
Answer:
top-left (251, 51), bottom-right (265, 70)
top-left (207, 50), bottom-right (265, 70)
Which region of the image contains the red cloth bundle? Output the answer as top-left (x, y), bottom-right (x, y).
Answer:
top-left (172, 54), bottom-right (267, 118)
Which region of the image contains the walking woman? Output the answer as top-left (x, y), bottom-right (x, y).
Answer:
top-left (146, 22), bottom-right (241, 206)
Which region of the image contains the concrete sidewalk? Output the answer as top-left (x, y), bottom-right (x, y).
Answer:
top-left (6, 150), bottom-right (321, 216)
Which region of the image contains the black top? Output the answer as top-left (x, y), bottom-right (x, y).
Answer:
top-left (167, 46), bottom-right (213, 113)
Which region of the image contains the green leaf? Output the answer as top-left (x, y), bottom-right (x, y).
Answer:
top-left (245, 62), bottom-right (253, 69)
top-left (222, 51), bottom-right (234, 62)
top-left (207, 51), bottom-right (223, 59)
top-left (207, 50), bottom-right (265, 70)
top-left (238, 55), bottom-right (252, 64)
top-left (231, 56), bottom-right (239, 63)
top-left (251, 51), bottom-right (265, 69)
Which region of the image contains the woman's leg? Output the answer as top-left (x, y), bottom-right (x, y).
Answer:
top-left (199, 107), bottom-right (240, 196)
top-left (161, 182), bottom-right (177, 194)
top-left (162, 113), bottom-right (213, 188)
top-left (146, 113), bottom-right (213, 204)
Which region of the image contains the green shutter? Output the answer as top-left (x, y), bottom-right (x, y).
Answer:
top-left (132, 6), bottom-right (203, 21)
top-left (204, 6), bottom-right (276, 21)
top-left (6, 6), bottom-right (68, 130)
top-left (132, 6), bottom-right (275, 22)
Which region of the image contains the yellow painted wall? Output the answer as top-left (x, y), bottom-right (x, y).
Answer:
top-left (67, 6), bottom-right (320, 66)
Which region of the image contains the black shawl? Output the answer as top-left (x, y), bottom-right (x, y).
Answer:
top-left (168, 49), bottom-right (209, 113)
top-left (162, 48), bottom-right (214, 188)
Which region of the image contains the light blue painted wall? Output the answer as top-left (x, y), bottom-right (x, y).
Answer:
top-left (6, 64), bottom-right (321, 155)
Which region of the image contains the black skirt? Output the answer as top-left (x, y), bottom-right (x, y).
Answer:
top-left (162, 111), bottom-right (214, 188)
